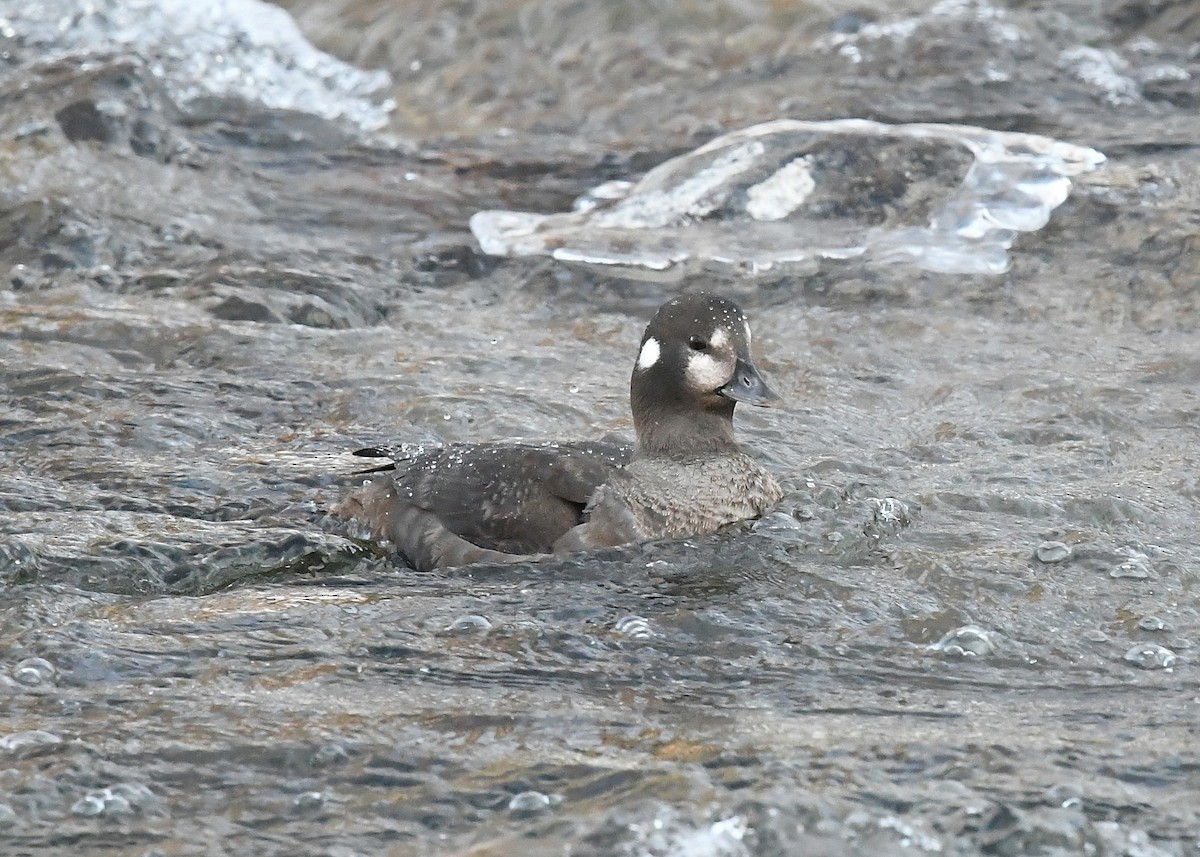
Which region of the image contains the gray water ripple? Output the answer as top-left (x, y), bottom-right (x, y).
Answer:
top-left (2, 0), bottom-right (1200, 852)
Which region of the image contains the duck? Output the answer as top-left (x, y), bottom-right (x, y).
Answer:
top-left (335, 293), bottom-right (783, 570)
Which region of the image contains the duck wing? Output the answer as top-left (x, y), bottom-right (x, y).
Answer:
top-left (337, 440), bottom-right (630, 568)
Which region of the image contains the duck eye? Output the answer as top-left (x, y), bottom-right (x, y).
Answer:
top-left (688, 335), bottom-right (707, 351)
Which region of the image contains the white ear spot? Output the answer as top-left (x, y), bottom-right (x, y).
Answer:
top-left (709, 327), bottom-right (730, 350)
top-left (686, 352), bottom-right (729, 390)
top-left (637, 337), bottom-right (661, 370)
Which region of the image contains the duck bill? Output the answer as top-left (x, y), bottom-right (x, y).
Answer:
top-left (718, 357), bottom-right (782, 408)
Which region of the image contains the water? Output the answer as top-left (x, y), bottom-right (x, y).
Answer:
top-left (3, 0), bottom-right (1200, 853)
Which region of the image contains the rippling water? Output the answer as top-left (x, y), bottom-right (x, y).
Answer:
top-left (3, 0), bottom-right (1200, 854)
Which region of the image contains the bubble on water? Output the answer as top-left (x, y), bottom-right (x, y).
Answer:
top-left (1137, 616), bottom-right (1168, 632)
top-left (1123, 643), bottom-right (1176, 670)
top-left (1111, 555), bottom-right (1152, 579)
top-left (71, 794), bottom-right (107, 817)
top-left (930, 625), bottom-right (996, 657)
top-left (105, 795), bottom-right (133, 815)
top-left (0, 730), bottom-right (62, 753)
top-left (71, 789), bottom-right (133, 817)
top-left (445, 614), bottom-right (493, 635)
top-left (1035, 541), bottom-right (1072, 563)
top-left (13, 667), bottom-right (46, 685)
top-left (1083, 629), bottom-right (1110, 643)
top-left (293, 791), bottom-right (324, 811)
top-left (12, 657), bottom-right (57, 687)
top-left (1046, 783), bottom-right (1084, 809)
top-left (71, 783), bottom-right (159, 817)
top-left (614, 615), bottom-right (654, 639)
top-left (508, 790), bottom-right (560, 814)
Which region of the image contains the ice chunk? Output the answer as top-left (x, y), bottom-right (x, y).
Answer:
top-left (745, 157), bottom-right (817, 221)
top-left (4, 0), bottom-right (393, 132)
top-left (470, 119), bottom-right (1105, 279)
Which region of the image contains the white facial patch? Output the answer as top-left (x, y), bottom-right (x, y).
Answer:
top-left (709, 327), bottom-right (729, 351)
top-left (637, 336), bottom-right (661, 370)
top-left (686, 351), bottom-right (729, 391)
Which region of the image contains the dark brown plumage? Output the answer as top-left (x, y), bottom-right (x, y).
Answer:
top-left (335, 293), bottom-right (783, 570)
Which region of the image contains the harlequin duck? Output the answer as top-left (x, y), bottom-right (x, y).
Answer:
top-left (335, 293), bottom-right (783, 570)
